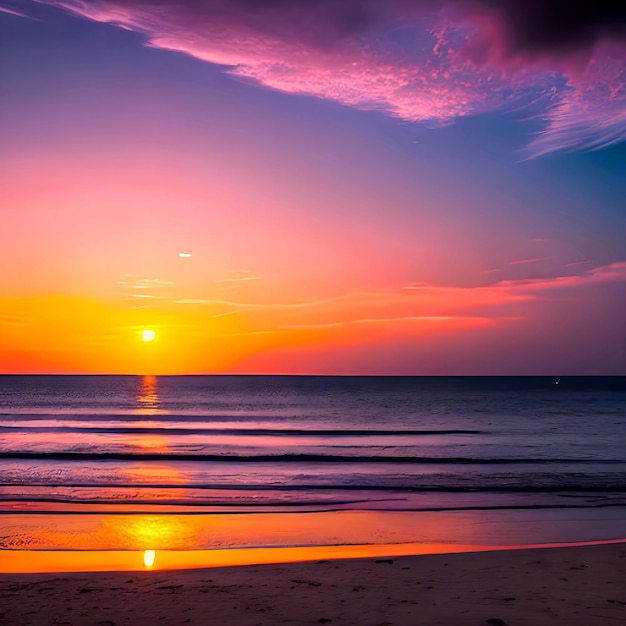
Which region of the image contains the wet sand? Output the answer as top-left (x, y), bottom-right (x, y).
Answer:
top-left (1, 542), bottom-right (625, 625)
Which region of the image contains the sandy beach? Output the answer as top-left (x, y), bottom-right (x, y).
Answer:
top-left (1, 542), bottom-right (624, 625)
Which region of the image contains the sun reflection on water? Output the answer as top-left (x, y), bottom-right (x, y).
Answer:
top-left (130, 374), bottom-right (171, 451)
top-left (137, 374), bottom-right (159, 410)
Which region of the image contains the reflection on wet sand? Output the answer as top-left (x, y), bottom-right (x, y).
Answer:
top-left (0, 543), bottom-right (478, 574)
top-left (3, 507), bottom-right (626, 555)
top-left (2, 539), bottom-right (623, 574)
top-left (143, 549), bottom-right (156, 568)
top-left (105, 515), bottom-right (195, 550)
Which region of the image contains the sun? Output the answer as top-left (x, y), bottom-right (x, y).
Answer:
top-left (142, 329), bottom-right (156, 342)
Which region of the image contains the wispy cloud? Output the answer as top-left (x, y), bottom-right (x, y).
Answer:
top-left (0, 3), bottom-right (37, 20)
top-left (127, 261), bottom-right (626, 325)
top-left (0, 314), bottom-right (27, 326)
top-left (117, 276), bottom-right (175, 305)
top-left (117, 277), bottom-right (173, 288)
top-left (565, 260), bottom-right (593, 267)
top-left (2, 261), bottom-right (624, 372)
top-left (165, 261), bottom-right (626, 336)
top-left (278, 314), bottom-right (494, 333)
top-left (215, 270), bottom-right (262, 292)
top-left (38, 0), bottom-right (626, 155)
top-left (494, 261), bottom-right (626, 291)
top-left (509, 256), bottom-right (551, 266)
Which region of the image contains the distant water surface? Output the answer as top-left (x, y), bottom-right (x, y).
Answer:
top-left (0, 375), bottom-right (624, 551)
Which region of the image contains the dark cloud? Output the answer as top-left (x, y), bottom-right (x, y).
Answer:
top-left (468, 0), bottom-right (626, 56)
top-left (49, 1), bottom-right (626, 56)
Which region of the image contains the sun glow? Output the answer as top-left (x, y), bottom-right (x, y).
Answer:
top-left (143, 549), bottom-right (156, 568)
top-left (142, 329), bottom-right (156, 342)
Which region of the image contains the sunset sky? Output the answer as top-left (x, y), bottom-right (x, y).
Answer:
top-left (1, 0), bottom-right (625, 375)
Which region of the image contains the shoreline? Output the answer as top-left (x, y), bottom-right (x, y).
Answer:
top-left (3, 506), bottom-right (625, 553)
top-left (1, 542), bottom-right (624, 625)
top-left (1, 537), bottom-right (625, 574)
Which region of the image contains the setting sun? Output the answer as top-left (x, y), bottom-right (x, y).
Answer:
top-left (142, 330), bottom-right (156, 342)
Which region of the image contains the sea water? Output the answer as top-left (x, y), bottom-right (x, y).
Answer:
top-left (0, 375), bottom-right (624, 552)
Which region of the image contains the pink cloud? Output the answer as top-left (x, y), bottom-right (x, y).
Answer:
top-left (39, 0), bottom-right (626, 154)
top-left (496, 261), bottom-right (626, 291)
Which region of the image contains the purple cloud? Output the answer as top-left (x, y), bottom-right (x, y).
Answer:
top-left (38, 0), bottom-right (626, 155)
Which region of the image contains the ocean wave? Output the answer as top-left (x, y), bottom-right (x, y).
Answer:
top-left (0, 425), bottom-right (486, 436)
top-left (0, 451), bottom-right (623, 464)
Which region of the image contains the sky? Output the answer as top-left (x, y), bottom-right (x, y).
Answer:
top-left (0, 0), bottom-right (625, 375)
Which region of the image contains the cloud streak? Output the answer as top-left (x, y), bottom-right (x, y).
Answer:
top-left (35, 0), bottom-right (626, 155)
top-left (162, 261), bottom-right (626, 334)
top-left (0, 2), bottom-right (36, 19)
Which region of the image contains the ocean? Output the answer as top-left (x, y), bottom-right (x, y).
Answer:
top-left (0, 375), bottom-right (625, 554)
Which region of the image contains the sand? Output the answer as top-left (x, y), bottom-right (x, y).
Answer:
top-left (1, 543), bottom-right (625, 625)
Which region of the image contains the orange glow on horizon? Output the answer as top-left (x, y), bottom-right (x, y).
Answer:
top-left (0, 290), bottom-right (503, 374)
top-left (7, 260), bottom-right (620, 374)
